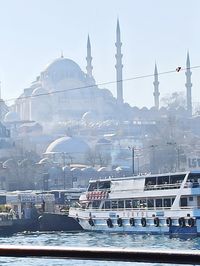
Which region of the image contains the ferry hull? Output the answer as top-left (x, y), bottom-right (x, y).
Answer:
top-left (77, 218), bottom-right (198, 236)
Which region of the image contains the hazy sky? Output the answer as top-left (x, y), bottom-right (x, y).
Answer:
top-left (0, 0), bottom-right (199, 108)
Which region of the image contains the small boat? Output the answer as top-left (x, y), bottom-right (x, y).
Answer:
top-left (69, 171), bottom-right (200, 236)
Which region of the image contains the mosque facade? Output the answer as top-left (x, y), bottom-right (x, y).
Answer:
top-left (10, 21), bottom-right (193, 124)
top-left (13, 21), bottom-right (134, 123)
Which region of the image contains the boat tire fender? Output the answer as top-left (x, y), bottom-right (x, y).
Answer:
top-left (188, 217), bottom-right (195, 227)
top-left (107, 218), bottom-right (113, 228)
top-left (88, 218), bottom-right (95, 226)
top-left (154, 217), bottom-right (159, 227)
top-left (141, 217), bottom-right (146, 227)
top-left (166, 217), bottom-right (172, 227)
top-left (129, 217), bottom-right (135, 226)
top-left (178, 217), bottom-right (185, 227)
top-left (117, 217), bottom-right (123, 227)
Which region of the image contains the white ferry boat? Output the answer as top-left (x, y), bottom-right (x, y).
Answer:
top-left (69, 171), bottom-right (200, 235)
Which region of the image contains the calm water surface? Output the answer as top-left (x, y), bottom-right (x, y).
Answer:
top-left (0, 231), bottom-right (199, 265)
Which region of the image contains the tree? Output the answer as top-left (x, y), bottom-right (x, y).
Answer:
top-left (85, 148), bottom-right (111, 167)
top-left (161, 91), bottom-right (186, 109)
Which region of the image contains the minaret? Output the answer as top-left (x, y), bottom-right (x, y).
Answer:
top-left (86, 35), bottom-right (93, 78)
top-left (115, 19), bottom-right (123, 105)
top-left (153, 63), bottom-right (160, 109)
top-left (185, 51), bottom-right (192, 116)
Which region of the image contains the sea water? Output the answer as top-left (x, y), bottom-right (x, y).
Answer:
top-left (0, 231), bottom-right (198, 265)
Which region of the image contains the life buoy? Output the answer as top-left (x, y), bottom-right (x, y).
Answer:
top-left (141, 217), bottom-right (146, 227)
top-left (178, 217), bottom-right (185, 227)
top-left (102, 191), bottom-right (106, 199)
top-left (129, 217), bottom-right (135, 226)
top-left (166, 217), bottom-right (172, 227)
top-left (104, 191), bottom-right (108, 199)
top-left (154, 217), bottom-right (159, 227)
top-left (188, 217), bottom-right (195, 227)
top-left (93, 192), bottom-right (97, 200)
top-left (88, 218), bottom-right (95, 226)
top-left (117, 217), bottom-right (123, 227)
top-left (99, 191), bottom-right (103, 199)
top-left (106, 218), bottom-right (113, 228)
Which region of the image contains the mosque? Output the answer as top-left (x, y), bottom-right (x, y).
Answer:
top-left (8, 20), bottom-right (192, 123)
top-left (12, 20), bottom-right (131, 123)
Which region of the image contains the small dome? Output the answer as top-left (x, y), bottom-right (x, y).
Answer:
top-left (97, 167), bottom-right (109, 172)
top-left (141, 107), bottom-right (149, 112)
top-left (32, 87), bottom-right (48, 97)
top-left (45, 136), bottom-right (89, 154)
top-left (38, 158), bottom-right (52, 165)
top-left (150, 106), bottom-right (158, 112)
top-left (115, 166), bottom-right (123, 172)
top-left (82, 111), bottom-right (98, 122)
top-left (3, 159), bottom-right (18, 168)
top-left (62, 165), bottom-right (71, 172)
top-left (96, 138), bottom-right (111, 145)
top-left (99, 88), bottom-right (113, 98)
top-left (71, 167), bottom-right (82, 174)
top-left (4, 111), bottom-right (20, 122)
top-left (81, 167), bottom-right (97, 173)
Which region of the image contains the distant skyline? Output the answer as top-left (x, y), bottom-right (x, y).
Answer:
top-left (0, 0), bottom-right (200, 108)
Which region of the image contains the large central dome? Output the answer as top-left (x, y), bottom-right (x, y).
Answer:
top-left (41, 57), bottom-right (86, 84)
top-left (44, 57), bottom-right (82, 74)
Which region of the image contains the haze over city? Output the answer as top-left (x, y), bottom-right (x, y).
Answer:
top-left (0, 0), bottom-right (199, 108)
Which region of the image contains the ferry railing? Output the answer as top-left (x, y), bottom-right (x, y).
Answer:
top-left (145, 181), bottom-right (200, 190)
top-left (0, 245), bottom-right (200, 264)
top-left (71, 205), bottom-right (200, 212)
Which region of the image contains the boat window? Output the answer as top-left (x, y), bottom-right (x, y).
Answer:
top-left (187, 174), bottom-right (200, 188)
top-left (125, 200), bottom-right (132, 208)
top-left (98, 181), bottom-right (111, 190)
top-left (156, 199), bottom-right (162, 207)
top-left (163, 198), bottom-right (171, 207)
top-left (170, 175), bottom-right (185, 184)
top-left (105, 201), bottom-right (111, 209)
top-left (132, 199), bottom-right (140, 208)
top-left (188, 173), bottom-right (200, 182)
top-left (92, 200), bottom-right (101, 208)
top-left (88, 183), bottom-right (97, 191)
top-left (118, 200), bottom-right (124, 209)
top-left (145, 177), bottom-right (156, 186)
top-left (189, 196), bottom-right (193, 201)
top-left (140, 199), bottom-right (147, 208)
top-left (157, 176), bottom-right (169, 185)
top-left (192, 182), bottom-right (200, 188)
top-left (112, 201), bottom-right (117, 209)
top-left (147, 199), bottom-right (154, 208)
top-left (87, 202), bottom-right (92, 208)
top-left (180, 197), bottom-right (187, 207)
